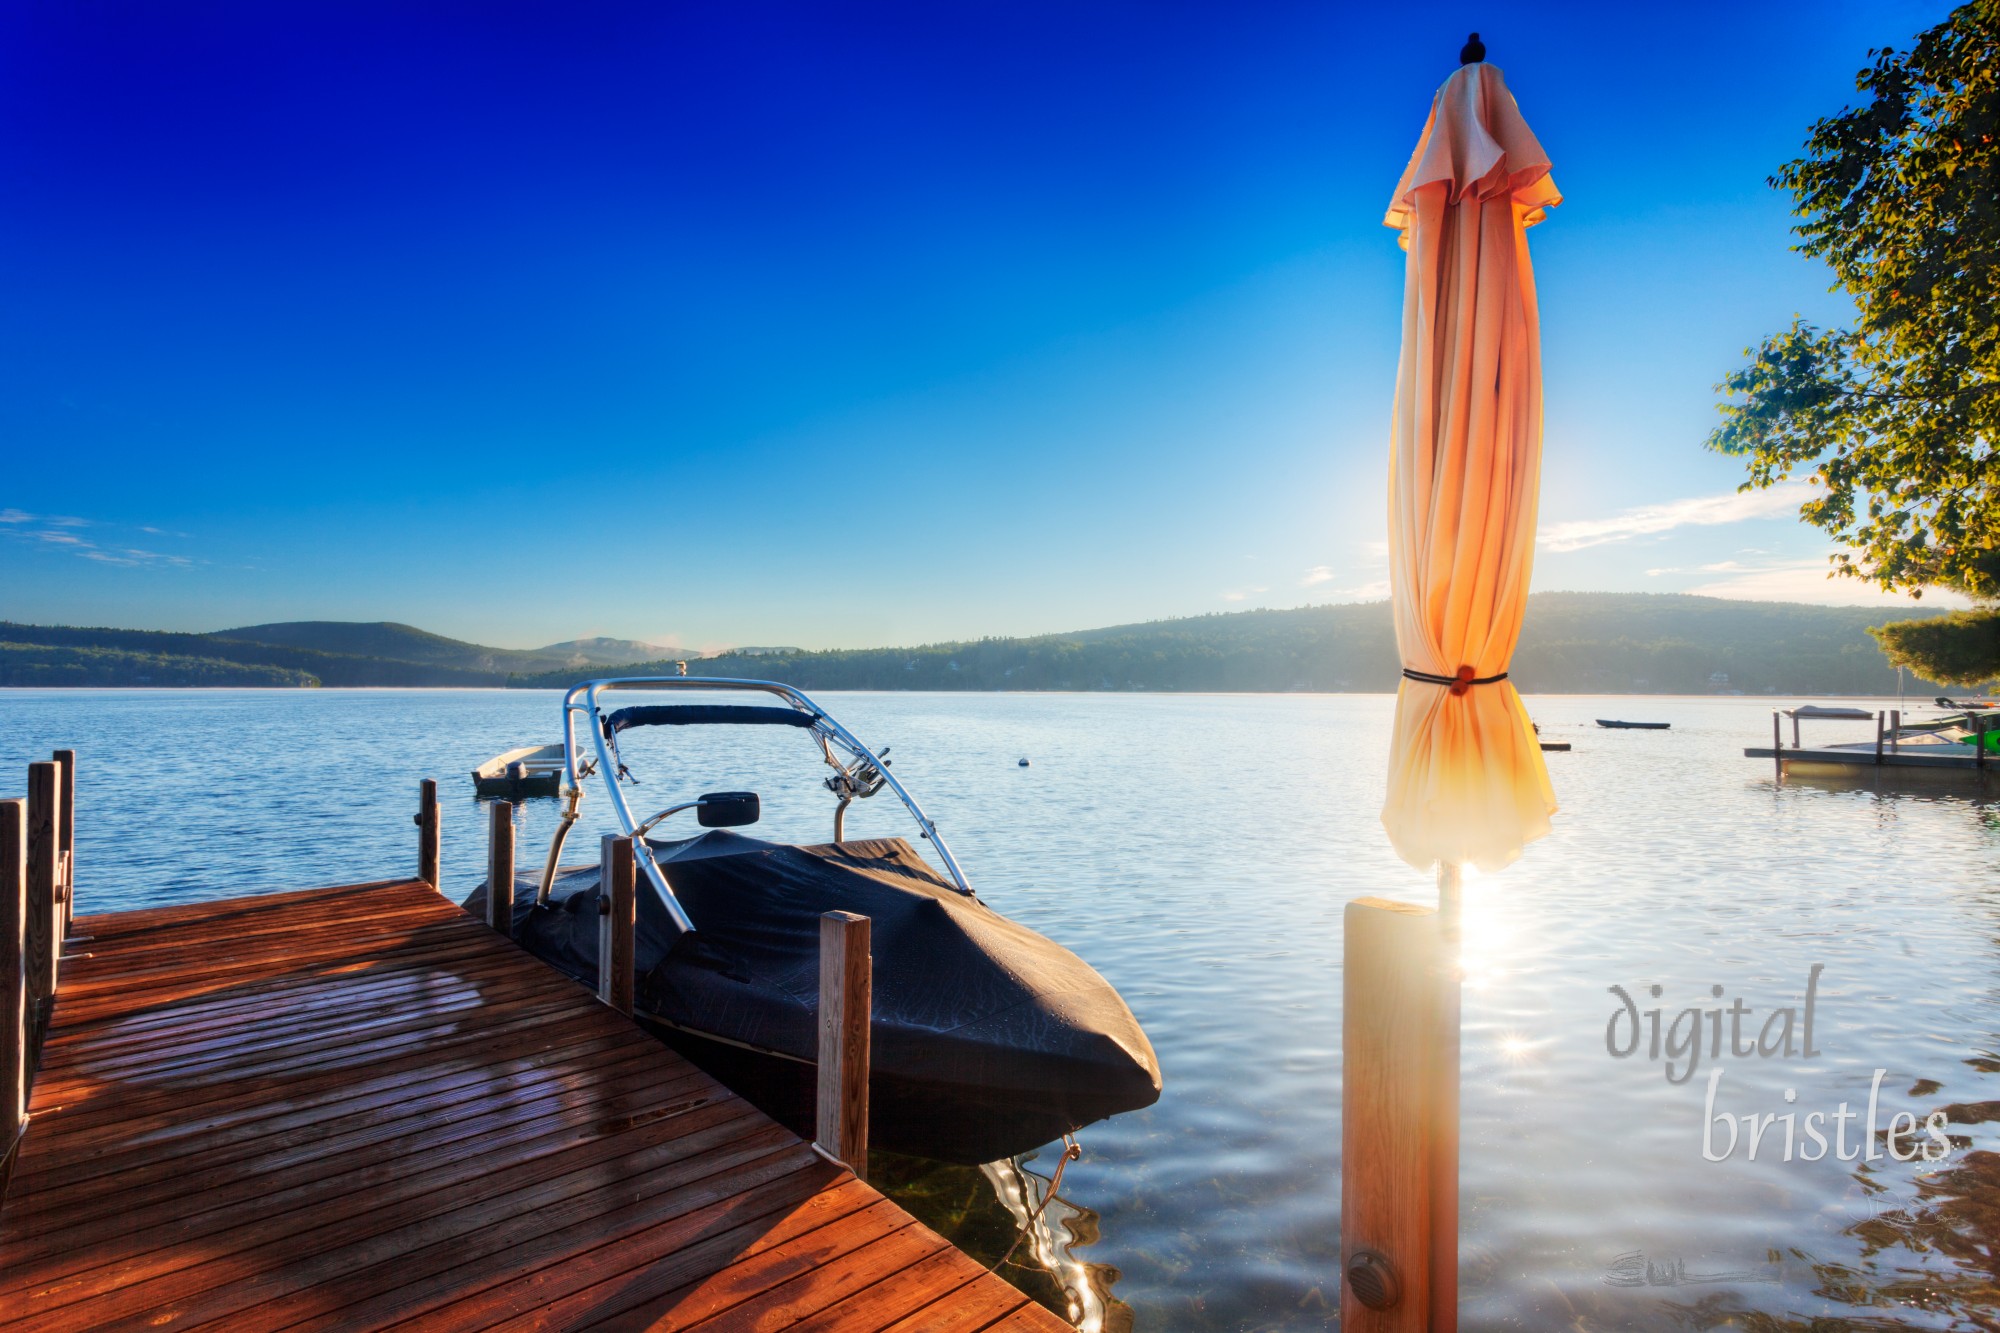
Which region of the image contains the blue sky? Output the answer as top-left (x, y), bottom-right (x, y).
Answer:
top-left (0, 1), bottom-right (1962, 651)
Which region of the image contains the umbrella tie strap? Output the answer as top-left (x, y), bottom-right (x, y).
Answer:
top-left (1403, 665), bottom-right (1508, 696)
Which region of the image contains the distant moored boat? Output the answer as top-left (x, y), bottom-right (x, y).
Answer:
top-left (472, 743), bottom-right (565, 797)
top-left (1596, 719), bottom-right (1670, 730)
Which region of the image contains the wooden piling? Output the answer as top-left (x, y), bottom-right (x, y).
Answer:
top-left (416, 778), bottom-right (440, 889)
top-left (1772, 712), bottom-right (1783, 783)
top-left (1890, 710), bottom-right (1901, 754)
top-left (1, 799), bottom-right (25, 1171)
top-left (597, 835), bottom-right (635, 1016)
top-left (486, 800), bottom-right (515, 935)
top-left (1341, 897), bottom-right (1437, 1331)
top-left (817, 910), bottom-right (872, 1179)
top-left (52, 750), bottom-right (74, 930)
top-left (1875, 711), bottom-right (1886, 765)
top-left (25, 763), bottom-right (60, 1056)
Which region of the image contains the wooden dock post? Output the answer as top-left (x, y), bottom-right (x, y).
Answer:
top-left (597, 835), bottom-right (635, 1015)
top-left (52, 749), bottom-right (74, 929)
top-left (1875, 711), bottom-right (1886, 765)
top-left (1341, 897), bottom-right (1438, 1331)
top-left (416, 778), bottom-right (440, 889)
top-left (25, 762), bottom-right (60, 1056)
top-left (486, 800), bottom-right (515, 935)
top-left (1890, 710), bottom-right (1901, 754)
top-left (1772, 711), bottom-right (1783, 783)
top-left (1979, 715), bottom-right (1990, 775)
top-left (1, 799), bottom-right (25, 1169)
top-left (816, 910), bottom-right (871, 1179)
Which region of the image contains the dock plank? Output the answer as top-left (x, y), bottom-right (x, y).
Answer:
top-left (0, 878), bottom-right (1070, 1332)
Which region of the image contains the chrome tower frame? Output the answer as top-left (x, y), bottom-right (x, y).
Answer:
top-left (536, 677), bottom-right (973, 937)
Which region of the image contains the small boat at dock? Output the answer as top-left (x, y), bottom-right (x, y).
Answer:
top-left (1597, 719), bottom-right (1669, 730)
top-left (471, 743), bottom-right (564, 797)
top-left (1785, 705), bottom-right (1876, 721)
top-left (471, 676), bottom-right (1162, 1164)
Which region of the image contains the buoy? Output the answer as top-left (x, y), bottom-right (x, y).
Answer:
top-left (1017, 758), bottom-right (1030, 767)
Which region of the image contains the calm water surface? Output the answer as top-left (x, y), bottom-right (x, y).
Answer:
top-left (3, 689), bottom-right (1997, 1331)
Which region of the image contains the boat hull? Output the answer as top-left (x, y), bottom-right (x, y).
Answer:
top-left (470, 830), bottom-right (1161, 1165)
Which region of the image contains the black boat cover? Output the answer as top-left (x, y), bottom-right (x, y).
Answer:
top-left (486, 830), bottom-right (1159, 1160)
top-left (601, 704), bottom-right (818, 735)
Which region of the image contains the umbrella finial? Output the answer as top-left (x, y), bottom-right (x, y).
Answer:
top-left (1459, 32), bottom-right (1485, 64)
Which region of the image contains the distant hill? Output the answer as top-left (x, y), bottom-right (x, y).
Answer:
top-left (217, 621), bottom-right (574, 675)
top-left (0, 641), bottom-right (316, 688)
top-left (510, 594), bottom-right (1967, 696)
top-left (534, 637), bottom-right (692, 668)
top-left (0, 622), bottom-right (506, 686)
top-left (0, 595), bottom-right (1973, 693)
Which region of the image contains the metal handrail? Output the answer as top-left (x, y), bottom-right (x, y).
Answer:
top-left (535, 677), bottom-right (974, 939)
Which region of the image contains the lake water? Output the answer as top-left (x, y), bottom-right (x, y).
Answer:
top-left (3, 688), bottom-right (1997, 1332)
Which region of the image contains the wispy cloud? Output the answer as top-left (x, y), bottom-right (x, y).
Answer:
top-left (1, 507), bottom-right (197, 570)
top-left (1539, 483), bottom-right (1815, 553)
top-left (1301, 565), bottom-right (1335, 587)
top-left (1221, 585), bottom-right (1269, 603)
top-left (1687, 557), bottom-right (1971, 608)
top-left (80, 548), bottom-right (194, 568)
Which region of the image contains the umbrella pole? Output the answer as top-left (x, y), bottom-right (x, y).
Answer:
top-left (1433, 861), bottom-right (1462, 1331)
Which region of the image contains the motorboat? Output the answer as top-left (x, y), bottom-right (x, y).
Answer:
top-left (466, 676), bottom-right (1162, 1164)
top-left (1596, 719), bottom-right (1670, 730)
top-left (471, 743), bottom-right (564, 797)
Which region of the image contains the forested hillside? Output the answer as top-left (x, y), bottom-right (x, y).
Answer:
top-left (512, 594), bottom-right (1965, 696)
top-left (0, 595), bottom-right (1969, 693)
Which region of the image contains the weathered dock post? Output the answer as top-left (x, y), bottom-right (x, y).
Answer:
top-left (1771, 711), bottom-right (1783, 783)
top-left (2, 799), bottom-right (26, 1169)
top-left (25, 762), bottom-right (61, 1059)
top-left (598, 835), bottom-right (635, 1015)
top-left (52, 750), bottom-right (74, 930)
top-left (1875, 711), bottom-right (1887, 765)
top-left (816, 910), bottom-right (871, 1180)
top-left (487, 800), bottom-right (515, 935)
top-left (1890, 710), bottom-right (1901, 754)
top-left (1340, 897), bottom-right (1438, 1331)
top-left (416, 778), bottom-right (440, 889)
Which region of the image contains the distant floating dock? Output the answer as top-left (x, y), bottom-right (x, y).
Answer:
top-left (0, 759), bottom-right (1067, 1331)
top-left (1748, 706), bottom-right (2000, 785)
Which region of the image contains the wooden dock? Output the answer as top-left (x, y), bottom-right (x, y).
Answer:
top-left (0, 873), bottom-right (1069, 1331)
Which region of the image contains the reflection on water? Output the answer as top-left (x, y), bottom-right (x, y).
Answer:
top-left (6, 691), bottom-right (2000, 1329)
top-left (871, 1141), bottom-right (1131, 1331)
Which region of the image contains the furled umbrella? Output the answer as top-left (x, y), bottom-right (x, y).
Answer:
top-left (1364, 33), bottom-right (1560, 1328)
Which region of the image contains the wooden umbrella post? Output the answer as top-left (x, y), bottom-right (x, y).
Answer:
top-left (1432, 863), bottom-right (1462, 1333)
top-left (1340, 896), bottom-right (1439, 1330)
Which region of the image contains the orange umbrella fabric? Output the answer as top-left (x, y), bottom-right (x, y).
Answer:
top-left (1380, 60), bottom-right (1559, 873)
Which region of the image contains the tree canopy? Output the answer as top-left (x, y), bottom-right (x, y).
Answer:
top-left (1708, 1), bottom-right (2000, 681)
